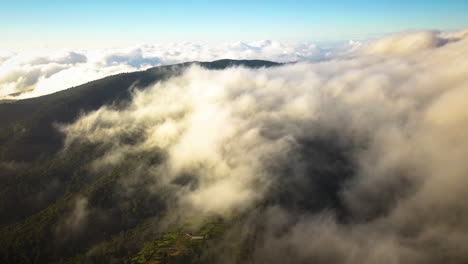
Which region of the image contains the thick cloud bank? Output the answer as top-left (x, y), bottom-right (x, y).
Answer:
top-left (3, 30), bottom-right (464, 100)
top-left (60, 29), bottom-right (468, 263)
top-left (364, 29), bottom-right (468, 55)
top-left (0, 41), bottom-right (334, 99)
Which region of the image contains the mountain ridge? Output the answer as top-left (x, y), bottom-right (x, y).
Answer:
top-left (0, 59), bottom-right (280, 162)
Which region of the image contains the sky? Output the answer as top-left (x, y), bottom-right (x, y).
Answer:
top-left (1, 0), bottom-right (468, 49)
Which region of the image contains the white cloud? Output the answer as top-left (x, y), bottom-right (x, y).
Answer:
top-left (4, 30), bottom-right (465, 100)
top-left (361, 29), bottom-right (467, 56)
top-left (0, 40), bottom-right (341, 99)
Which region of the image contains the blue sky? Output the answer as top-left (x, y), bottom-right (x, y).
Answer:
top-left (1, 0), bottom-right (468, 48)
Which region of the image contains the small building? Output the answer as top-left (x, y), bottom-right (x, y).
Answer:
top-left (184, 232), bottom-right (205, 240)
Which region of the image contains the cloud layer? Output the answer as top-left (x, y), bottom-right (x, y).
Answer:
top-left (3, 30), bottom-right (464, 100)
top-left (0, 40), bottom-right (340, 99)
top-left (60, 29), bottom-right (468, 263)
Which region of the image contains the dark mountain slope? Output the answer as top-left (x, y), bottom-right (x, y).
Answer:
top-left (0, 59), bottom-right (358, 264)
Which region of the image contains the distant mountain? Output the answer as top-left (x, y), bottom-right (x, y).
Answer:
top-left (0, 59), bottom-right (352, 264)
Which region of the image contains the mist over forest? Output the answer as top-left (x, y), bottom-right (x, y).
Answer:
top-left (1, 28), bottom-right (468, 264)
